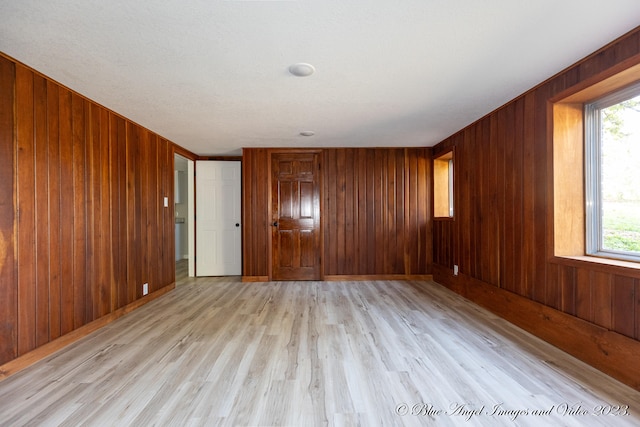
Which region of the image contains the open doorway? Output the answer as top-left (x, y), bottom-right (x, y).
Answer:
top-left (174, 154), bottom-right (195, 281)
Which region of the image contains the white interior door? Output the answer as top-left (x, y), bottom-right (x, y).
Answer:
top-left (196, 161), bottom-right (241, 276)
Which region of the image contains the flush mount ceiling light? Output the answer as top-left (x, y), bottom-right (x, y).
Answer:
top-left (299, 131), bottom-right (315, 136)
top-left (288, 63), bottom-right (315, 77)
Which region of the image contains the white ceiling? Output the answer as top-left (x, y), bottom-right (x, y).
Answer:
top-left (1, 1), bottom-right (639, 156)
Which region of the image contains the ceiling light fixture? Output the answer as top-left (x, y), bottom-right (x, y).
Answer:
top-left (288, 63), bottom-right (315, 77)
top-left (299, 131), bottom-right (315, 137)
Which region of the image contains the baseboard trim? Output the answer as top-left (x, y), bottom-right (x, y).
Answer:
top-left (241, 274), bottom-right (434, 282)
top-left (242, 275), bottom-right (270, 282)
top-left (433, 264), bottom-right (640, 391)
top-left (0, 283), bottom-right (175, 382)
top-left (324, 274), bottom-right (434, 281)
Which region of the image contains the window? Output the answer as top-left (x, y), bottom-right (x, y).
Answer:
top-left (584, 83), bottom-right (640, 262)
top-left (434, 150), bottom-right (454, 218)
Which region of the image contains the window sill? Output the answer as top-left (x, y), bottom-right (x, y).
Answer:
top-left (553, 255), bottom-right (640, 278)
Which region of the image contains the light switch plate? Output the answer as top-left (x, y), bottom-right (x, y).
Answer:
top-left (164, 197), bottom-right (169, 207)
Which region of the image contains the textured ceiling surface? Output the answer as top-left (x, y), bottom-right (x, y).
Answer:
top-left (1, 1), bottom-right (639, 155)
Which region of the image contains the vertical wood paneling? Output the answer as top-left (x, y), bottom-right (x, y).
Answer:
top-left (139, 129), bottom-right (149, 299)
top-left (71, 94), bottom-right (87, 329)
top-left (485, 114), bottom-right (500, 286)
top-left (86, 103), bottom-right (98, 321)
top-left (386, 151), bottom-right (397, 273)
top-left (162, 138), bottom-right (174, 288)
top-left (613, 275), bottom-right (635, 339)
top-left (357, 149), bottom-right (368, 274)
top-left (126, 123), bottom-right (139, 304)
top-left (147, 133), bottom-right (159, 294)
top-left (16, 64), bottom-right (36, 355)
top-left (365, 149), bottom-right (376, 273)
top-left (111, 113), bottom-right (128, 310)
top-left (157, 137), bottom-right (167, 288)
top-left (471, 125), bottom-right (483, 279)
top-left (404, 148), bottom-right (416, 272)
top-left (575, 269), bottom-right (592, 323)
top-left (46, 81), bottom-right (61, 341)
top-left (458, 131), bottom-right (472, 276)
top-left (499, 105), bottom-right (512, 292)
top-left (328, 147), bottom-right (430, 276)
top-left (498, 100), bottom-right (525, 295)
top-left (345, 149), bottom-right (355, 273)
top-left (155, 137), bottom-right (164, 286)
top-left (417, 148), bottom-right (431, 273)
top-left (58, 87), bottom-right (74, 336)
top-left (636, 279), bottom-right (640, 341)
top-left (324, 149), bottom-right (336, 273)
top-left (520, 92), bottom-right (536, 300)
top-left (432, 221), bottom-right (452, 269)
top-left (34, 74), bottom-right (50, 347)
top-left (532, 86), bottom-right (550, 305)
top-left (0, 56), bottom-right (17, 363)
top-left (98, 107), bottom-right (111, 317)
top-left (431, 27), bottom-right (640, 346)
top-left (336, 150), bottom-right (346, 274)
top-left (0, 54), bottom-right (175, 366)
top-left (394, 149), bottom-right (405, 272)
top-left (373, 150), bottom-right (385, 274)
top-left (241, 148), bottom-right (269, 277)
top-left (511, 97), bottom-right (525, 295)
top-left (87, 103), bottom-right (112, 320)
top-left (559, 264), bottom-right (576, 316)
top-left (545, 262), bottom-right (560, 310)
top-left (242, 148), bottom-right (432, 278)
top-left (592, 271), bottom-right (612, 329)
top-left (241, 150), bottom-right (252, 274)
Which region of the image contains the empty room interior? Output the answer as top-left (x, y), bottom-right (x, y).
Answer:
top-left (2, 1), bottom-right (640, 426)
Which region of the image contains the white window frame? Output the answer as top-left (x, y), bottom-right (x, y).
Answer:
top-left (584, 82), bottom-right (640, 263)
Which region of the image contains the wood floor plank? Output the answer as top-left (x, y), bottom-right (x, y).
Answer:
top-left (0, 277), bottom-right (639, 426)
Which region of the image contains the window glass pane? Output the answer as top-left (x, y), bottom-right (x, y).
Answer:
top-left (600, 94), bottom-right (640, 255)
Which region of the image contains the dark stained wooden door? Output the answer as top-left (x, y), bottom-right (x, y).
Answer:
top-left (271, 152), bottom-right (321, 280)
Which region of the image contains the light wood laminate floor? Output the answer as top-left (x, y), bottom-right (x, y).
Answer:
top-left (0, 277), bottom-right (639, 426)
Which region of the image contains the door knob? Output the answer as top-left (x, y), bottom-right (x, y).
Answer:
top-left (235, 223), bottom-right (240, 227)
top-left (272, 221), bottom-right (278, 227)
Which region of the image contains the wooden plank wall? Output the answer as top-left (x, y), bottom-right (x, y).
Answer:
top-left (431, 27), bottom-right (640, 343)
top-left (0, 54), bottom-right (175, 366)
top-left (241, 147), bottom-right (432, 278)
top-left (241, 148), bottom-right (270, 278)
top-left (323, 148), bottom-right (431, 276)
top-left (0, 56), bottom-right (16, 364)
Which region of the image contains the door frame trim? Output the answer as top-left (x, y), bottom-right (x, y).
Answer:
top-left (267, 148), bottom-right (324, 281)
top-left (195, 159), bottom-right (242, 277)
